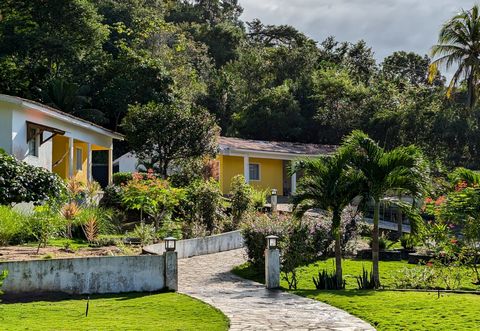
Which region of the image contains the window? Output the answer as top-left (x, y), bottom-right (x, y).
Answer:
top-left (27, 128), bottom-right (38, 157)
top-left (249, 163), bottom-right (260, 181)
top-left (76, 147), bottom-right (83, 171)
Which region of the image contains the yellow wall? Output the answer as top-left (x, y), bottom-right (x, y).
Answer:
top-left (52, 135), bottom-right (68, 179)
top-left (52, 136), bottom-right (88, 183)
top-left (74, 141), bottom-right (88, 183)
top-left (218, 155), bottom-right (284, 195)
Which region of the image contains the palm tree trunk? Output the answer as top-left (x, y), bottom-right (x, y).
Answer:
top-left (372, 200), bottom-right (381, 289)
top-left (333, 210), bottom-right (343, 289)
top-left (467, 71), bottom-right (475, 109)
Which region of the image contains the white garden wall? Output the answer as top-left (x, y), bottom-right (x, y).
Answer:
top-left (0, 255), bottom-right (165, 295)
top-left (144, 230), bottom-right (244, 259)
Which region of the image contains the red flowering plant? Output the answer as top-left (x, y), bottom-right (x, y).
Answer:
top-left (122, 171), bottom-right (185, 232)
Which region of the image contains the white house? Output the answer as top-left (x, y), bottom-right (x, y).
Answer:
top-left (0, 94), bottom-right (123, 184)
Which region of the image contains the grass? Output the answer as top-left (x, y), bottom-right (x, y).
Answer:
top-left (232, 259), bottom-right (480, 331)
top-left (0, 292), bottom-right (229, 331)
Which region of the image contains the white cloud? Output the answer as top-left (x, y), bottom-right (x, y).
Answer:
top-left (240, 0), bottom-right (473, 63)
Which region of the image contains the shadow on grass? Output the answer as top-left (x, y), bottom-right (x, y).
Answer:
top-left (0, 290), bottom-right (170, 304)
top-left (292, 288), bottom-right (378, 298)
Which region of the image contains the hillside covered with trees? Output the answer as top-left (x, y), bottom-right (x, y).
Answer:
top-left (0, 0), bottom-right (478, 168)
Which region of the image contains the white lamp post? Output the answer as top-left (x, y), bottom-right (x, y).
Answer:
top-left (271, 188), bottom-right (278, 212)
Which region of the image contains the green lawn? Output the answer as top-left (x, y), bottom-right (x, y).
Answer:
top-left (0, 292), bottom-right (229, 331)
top-left (233, 259), bottom-right (480, 331)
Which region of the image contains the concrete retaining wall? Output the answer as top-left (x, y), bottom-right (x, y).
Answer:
top-left (144, 230), bottom-right (244, 259)
top-left (0, 255), bottom-right (165, 295)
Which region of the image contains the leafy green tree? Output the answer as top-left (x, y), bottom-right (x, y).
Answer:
top-left (430, 5), bottom-right (480, 108)
top-left (292, 153), bottom-right (365, 288)
top-left (122, 102), bottom-right (219, 178)
top-left (0, 0), bottom-right (109, 98)
top-left (341, 131), bottom-right (429, 288)
top-left (382, 51), bottom-right (436, 86)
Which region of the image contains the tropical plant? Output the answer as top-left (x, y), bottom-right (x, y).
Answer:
top-left (429, 5), bottom-right (480, 108)
top-left (184, 179), bottom-right (226, 233)
top-left (131, 223), bottom-right (156, 248)
top-left (292, 153), bottom-right (365, 289)
top-left (27, 204), bottom-right (65, 253)
top-left (61, 201), bottom-right (80, 239)
top-left (0, 206), bottom-right (27, 246)
top-left (251, 188), bottom-right (269, 210)
top-left (84, 181), bottom-right (102, 207)
top-left (122, 173), bottom-right (185, 231)
top-left (76, 207), bottom-right (114, 243)
top-left (341, 130), bottom-right (429, 288)
top-left (313, 269), bottom-right (346, 290)
top-left (356, 266), bottom-right (376, 290)
top-left (229, 175), bottom-right (253, 224)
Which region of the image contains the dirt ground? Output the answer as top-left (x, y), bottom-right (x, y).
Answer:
top-left (0, 245), bottom-right (141, 261)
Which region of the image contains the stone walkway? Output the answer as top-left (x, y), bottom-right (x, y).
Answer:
top-left (178, 249), bottom-right (375, 331)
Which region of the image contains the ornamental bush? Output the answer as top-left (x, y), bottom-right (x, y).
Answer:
top-left (0, 149), bottom-right (65, 205)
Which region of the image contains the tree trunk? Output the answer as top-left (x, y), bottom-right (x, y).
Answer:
top-left (467, 71), bottom-right (475, 109)
top-left (372, 200), bottom-right (381, 289)
top-left (332, 211), bottom-right (343, 289)
top-left (396, 207), bottom-right (403, 239)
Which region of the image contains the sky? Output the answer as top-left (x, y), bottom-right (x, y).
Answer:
top-left (240, 0), bottom-right (475, 66)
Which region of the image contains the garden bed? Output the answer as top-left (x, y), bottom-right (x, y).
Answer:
top-left (0, 244), bottom-right (139, 261)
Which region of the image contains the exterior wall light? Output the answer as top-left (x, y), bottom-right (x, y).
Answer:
top-left (164, 237), bottom-right (176, 252)
top-left (266, 235), bottom-right (278, 250)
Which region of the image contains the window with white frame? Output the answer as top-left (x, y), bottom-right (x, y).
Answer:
top-left (249, 163), bottom-right (260, 181)
top-left (76, 147), bottom-right (83, 171)
top-left (27, 128), bottom-right (39, 157)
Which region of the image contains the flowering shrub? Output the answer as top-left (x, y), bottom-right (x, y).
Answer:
top-left (122, 171), bottom-right (185, 231)
top-left (241, 212), bottom-right (332, 289)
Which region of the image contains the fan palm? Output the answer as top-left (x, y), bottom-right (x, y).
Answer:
top-left (341, 130), bottom-right (429, 288)
top-left (291, 152), bottom-right (365, 288)
top-left (429, 5), bottom-right (480, 108)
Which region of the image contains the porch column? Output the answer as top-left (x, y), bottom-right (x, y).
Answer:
top-left (291, 172), bottom-right (297, 195)
top-left (108, 148), bottom-right (113, 185)
top-left (68, 137), bottom-right (74, 178)
top-left (87, 143), bottom-right (92, 182)
top-left (243, 155), bottom-right (249, 183)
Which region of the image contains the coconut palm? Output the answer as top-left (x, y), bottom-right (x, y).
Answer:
top-left (341, 130), bottom-right (429, 288)
top-left (291, 152), bottom-right (365, 289)
top-left (429, 5), bottom-right (480, 108)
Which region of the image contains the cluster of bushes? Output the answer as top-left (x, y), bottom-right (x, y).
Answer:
top-left (0, 149), bottom-right (64, 205)
top-left (0, 178), bottom-right (121, 252)
top-left (101, 172), bottom-right (268, 244)
top-left (241, 207), bottom-right (362, 290)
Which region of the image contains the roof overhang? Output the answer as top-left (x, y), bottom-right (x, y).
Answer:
top-left (219, 145), bottom-right (327, 160)
top-left (0, 94), bottom-right (124, 140)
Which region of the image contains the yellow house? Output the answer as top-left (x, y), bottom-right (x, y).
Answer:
top-left (0, 94), bottom-right (123, 184)
top-left (217, 137), bottom-right (336, 196)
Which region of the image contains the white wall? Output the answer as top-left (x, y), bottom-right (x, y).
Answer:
top-left (0, 255), bottom-right (165, 295)
top-left (11, 109), bottom-right (52, 170)
top-left (0, 101), bottom-right (13, 153)
top-left (144, 230), bottom-right (244, 259)
top-left (114, 152), bottom-right (143, 173)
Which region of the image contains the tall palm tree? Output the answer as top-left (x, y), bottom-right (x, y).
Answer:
top-left (341, 131), bottom-right (429, 288)
top-left (291, 152), bottom-right (365, 288)
top-left (429, 5), bottom-right (480, 108)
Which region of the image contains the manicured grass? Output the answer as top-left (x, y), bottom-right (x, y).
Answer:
top-left (232, 259), bottom-right (480, 331)
top-left (0, 292), bottom-right (229, 331)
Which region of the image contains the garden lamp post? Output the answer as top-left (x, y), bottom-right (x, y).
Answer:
top-left (265, 234), bottom-right (280, 289)
top-left (271, 188), bottom-right (278, 213)
top-left (164, 237), bottom-right (177, 291)
top-left (164, 237), bottom-right (177, 252)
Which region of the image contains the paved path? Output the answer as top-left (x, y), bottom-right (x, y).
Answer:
top-left (178, 249), bottom-right (375, 331)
